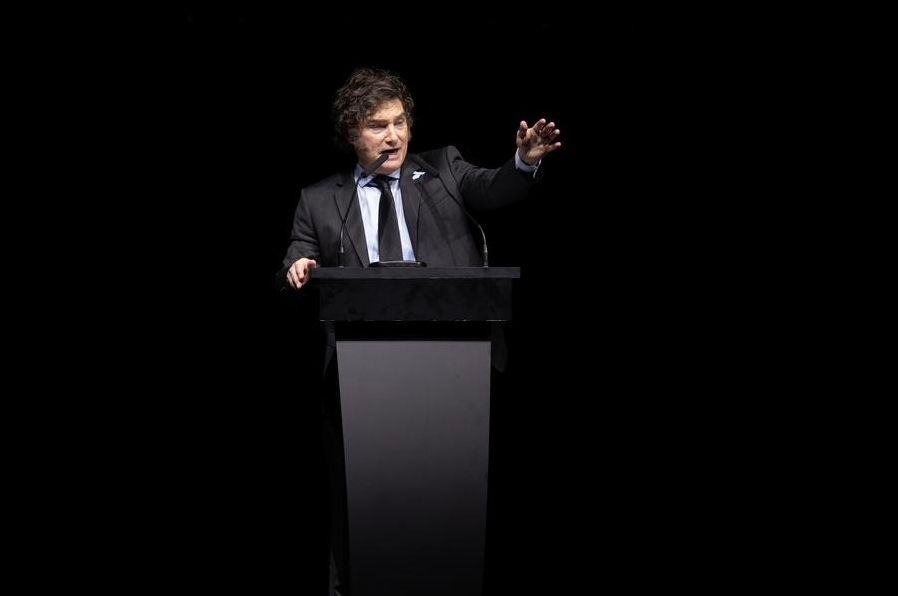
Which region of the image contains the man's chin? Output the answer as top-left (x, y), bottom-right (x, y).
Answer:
top-left (381, 154), bottom-right (404, 173)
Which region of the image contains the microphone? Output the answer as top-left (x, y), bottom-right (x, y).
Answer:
top-left (407, 154), bottom-right (489, 268)
top-left (361, 152), bottom-right (390, 178)
top-left (338, 152), bottom-right (393, 267)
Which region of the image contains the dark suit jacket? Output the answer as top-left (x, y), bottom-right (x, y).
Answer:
top-left (282, 145), bottom-right (538, 269)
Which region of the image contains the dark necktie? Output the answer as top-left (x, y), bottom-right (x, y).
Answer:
top-left (370, 175), bottom-right (402, 262)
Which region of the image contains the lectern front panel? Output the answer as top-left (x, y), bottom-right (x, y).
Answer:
top-left (338, 339), bottom-right (490, 596)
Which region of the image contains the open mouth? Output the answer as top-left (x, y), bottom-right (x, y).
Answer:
top-left (381, 148), bottom-right (400, 156)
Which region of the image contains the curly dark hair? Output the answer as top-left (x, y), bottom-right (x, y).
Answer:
top-left (332, 67), bottom-right (415, 153)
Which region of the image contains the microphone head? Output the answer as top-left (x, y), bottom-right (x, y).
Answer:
top-left (361, 152), bottom-right (391, 178)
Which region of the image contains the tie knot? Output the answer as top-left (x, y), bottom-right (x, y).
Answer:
top-left (369, 175), bottom-right (393, 192)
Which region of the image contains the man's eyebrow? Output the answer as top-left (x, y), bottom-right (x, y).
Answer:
top-left (367, 114), bottom-right (407, 125)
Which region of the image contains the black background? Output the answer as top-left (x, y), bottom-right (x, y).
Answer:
top-left (69, 7), bottom-right (777, 593)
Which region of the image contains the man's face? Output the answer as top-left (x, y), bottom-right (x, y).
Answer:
top-left (353, 99), bottom-right (409, 175)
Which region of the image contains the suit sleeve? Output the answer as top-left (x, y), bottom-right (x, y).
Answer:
top-left (443, 145), bottom-right (538, 212)
top-left (282, 189), bottom-right (321, 267)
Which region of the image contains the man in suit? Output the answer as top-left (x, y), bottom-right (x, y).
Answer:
top-left (282, 66), bottom-right (561, 289)
top-left (281, 67), bottom-right (561, 595)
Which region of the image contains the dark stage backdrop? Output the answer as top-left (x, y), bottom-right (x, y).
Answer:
top-left (111, 8), bottom-right (763, 594)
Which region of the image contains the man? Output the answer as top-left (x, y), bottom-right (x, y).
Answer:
top-left (281, 66), bottom-right (561, 289)
top-left (281, 66), bottom-right (561, 595)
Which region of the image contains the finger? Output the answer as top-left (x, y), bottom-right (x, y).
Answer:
top-left (518, 121), bottom-right (528, 138)
top-left (302, 260), bottom-right (317, 285)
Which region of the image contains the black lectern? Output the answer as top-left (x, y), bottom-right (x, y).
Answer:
top-left (310, 266), bottom-right (519, 596)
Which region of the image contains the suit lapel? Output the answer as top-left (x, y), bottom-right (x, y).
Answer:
top-left (400, 163), bottom-right (422, 254)
top-left (333, 173), bottom-right (369, 267)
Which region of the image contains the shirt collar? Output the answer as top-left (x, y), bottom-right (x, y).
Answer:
top-left (355, 163), bottom-right (401, 187)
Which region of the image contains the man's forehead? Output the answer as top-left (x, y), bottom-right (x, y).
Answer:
top-left (366, 100), bottom-right (405, 121)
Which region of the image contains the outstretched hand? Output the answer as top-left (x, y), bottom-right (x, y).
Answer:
top-left (516, 118), bottom-right (562, 166)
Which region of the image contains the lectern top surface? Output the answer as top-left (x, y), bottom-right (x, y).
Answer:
top-left (311, 267), bottom-right (520, 280)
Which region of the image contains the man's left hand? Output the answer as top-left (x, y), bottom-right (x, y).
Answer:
top-left (516, 118), bottom-right (562, 165)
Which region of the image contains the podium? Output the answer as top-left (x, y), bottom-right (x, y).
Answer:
top-left (310, 267), bottom-right (519, 596)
